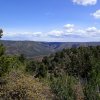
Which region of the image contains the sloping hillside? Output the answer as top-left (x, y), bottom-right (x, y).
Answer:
top-left (1, 40), bottom-right (100, 57)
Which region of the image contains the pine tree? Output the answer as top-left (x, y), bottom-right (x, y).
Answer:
top-left (0, 29), bottom-right (3, 39)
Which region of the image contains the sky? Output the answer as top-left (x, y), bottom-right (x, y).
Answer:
top-left (0, 0), bottom-right (100, 42)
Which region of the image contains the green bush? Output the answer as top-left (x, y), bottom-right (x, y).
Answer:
top-left (83, 62), bottom-right (100, 100)
top-left (35, 63), bottom-right (47, 78)
top-left (0, 44), bottom-right (5, 56)
top-left (50, 75), bottom-right (77, 100)
top-left (0, 56), bottom-right (10, 77)
top-left (26, 61), bottom-right (38, 75)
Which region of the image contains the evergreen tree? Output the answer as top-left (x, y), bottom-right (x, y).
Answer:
top-left (0, 29), bottom-right (3, 39)
top-left (18, 54), bottom-right (25, 63)
top-left (0, 30), bottom-right (9, 77)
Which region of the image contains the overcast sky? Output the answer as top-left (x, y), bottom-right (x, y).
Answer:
top-left (0, 0), bottom-right (100, 42)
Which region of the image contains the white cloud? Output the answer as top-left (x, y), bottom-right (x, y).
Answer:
top-left (64, 24), bottom-right (74, 28)
top-left (2, 24), bottom-right (100, 42)
top-left (5, 31), bottom-right (43, 36)
top-left (64, 24), bottom-right (75, 33)
top-left (86, 27), bottom-right (100, 36)
top-left (47, 24), bottom-right (100, 38)
top-left (73, 0), bottom-right (97, 6)
top-left (63, 24), bottom-right (100, 37)
top-left (48, 30), bottom-right (63, 37)
top-left (32, 32), bottom-right (43, 36)
top-left (86, 27), bottom-right (97, 32)
top-left (92, 9), bottom-right (100, 19)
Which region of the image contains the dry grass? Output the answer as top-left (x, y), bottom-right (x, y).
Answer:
top-left (75, 81), bottom-right (84, 100)
top-left (0, 70), bottom-right (54, 100)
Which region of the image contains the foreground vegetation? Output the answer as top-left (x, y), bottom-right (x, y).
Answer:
top-left (0, 29), bottom-right (100, 100)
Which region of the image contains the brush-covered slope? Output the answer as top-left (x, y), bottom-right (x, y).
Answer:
top-left (1, 40), bottom-right (100, 57)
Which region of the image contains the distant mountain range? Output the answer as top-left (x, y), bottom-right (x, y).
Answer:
top-left (1, 40), bottom-right (100, 58)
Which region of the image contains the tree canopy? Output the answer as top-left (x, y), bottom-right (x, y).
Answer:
top-left (0, 29), bottom-right (3, 38)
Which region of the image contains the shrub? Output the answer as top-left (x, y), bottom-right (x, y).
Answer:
top-left (0, 44), bottom-right (5, 56)
top-left (0, 71), bottom-right (54, 100)
top-left (0, 56), bottom-right (10, 77)
top-left (50, 75), bottom-right (77, 100)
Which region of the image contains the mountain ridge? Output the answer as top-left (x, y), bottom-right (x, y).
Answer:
top-left (1, 40), bottom-right (100, 57)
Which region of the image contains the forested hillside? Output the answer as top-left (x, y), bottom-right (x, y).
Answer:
top-left (0, 30), bottom-right (100, 100)
top-left (1, 40), bottom-right (100, 57)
